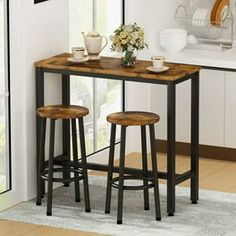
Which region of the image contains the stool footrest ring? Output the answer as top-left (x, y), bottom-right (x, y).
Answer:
top-left (41, 167), bottom-right (83, 183)
top-left (111, 175), bottom-right (154, 191)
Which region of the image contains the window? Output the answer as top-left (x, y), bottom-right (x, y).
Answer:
top-left (0, 0), bottom-right (10, 194)
top-left (69, 0), bottom-right (123, 154)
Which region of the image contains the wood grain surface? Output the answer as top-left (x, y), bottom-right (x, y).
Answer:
top-left (37, 105), bottom-right (89, 119)
top-left (0, 220), bottom-right (106, 236)
top-left (107, 111), bottom-right (160, 126)
top-left (34, 53), bottom-right (201, 83)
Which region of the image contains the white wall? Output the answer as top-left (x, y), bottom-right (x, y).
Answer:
top-left (2, 0), bottom-right (69, 208)
top-left (125, 0), bottom-right (183, 52)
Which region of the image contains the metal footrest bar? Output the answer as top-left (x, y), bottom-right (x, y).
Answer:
top-left (111, 175), bottom-right (154, 190)
top-left (86, 162), bottom-right (168, 179)
top-left (43, 154), bottom-right (68, 168)
top-left (175, 171), bottom-right (192, 185)
top-left (51, 156), bottom-right (193, 185)
top-left (41, 167), bottom-right (83, 183)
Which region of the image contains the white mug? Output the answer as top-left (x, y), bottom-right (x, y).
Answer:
top-left (151, 56), bottom-right (165, 69)
top-left (72, 47), bottom-right (85, 61)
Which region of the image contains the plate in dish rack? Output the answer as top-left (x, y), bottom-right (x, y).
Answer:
top-left (146, 66), bottom-right (169, 73)
top-left (210, 0), bottom-right (229, 26)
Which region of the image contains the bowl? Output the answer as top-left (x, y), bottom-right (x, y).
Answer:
top-left (159, 28), bottom-right (187, 53)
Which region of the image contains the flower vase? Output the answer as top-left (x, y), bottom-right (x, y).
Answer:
top-left (122, 50), bottom-right (136, 67)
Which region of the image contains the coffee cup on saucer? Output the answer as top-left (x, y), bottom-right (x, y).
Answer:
top-left (151, 56), bottom-right (165, 69)
top-left (72, 47), bottom-right (85, 61)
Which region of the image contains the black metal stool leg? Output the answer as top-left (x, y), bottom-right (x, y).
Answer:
top-left (63, 118), bottom-right (71, 187)
top-left (36, 118), bottom-right (46, 206)
top-left (72, 119), bottom-right (81, 202)
top-left (149, 124), bottom-right (161, 221)
top-left (105, 124), bottom-right (116, 214)
top-left (41, 118), bottom-right (46, 198)
top-left (47, 119), bottom-right (56, 216)
top-left (141, 125), bottom-right (150, 210)
top-left (78, 118), bottom-right (91, 212)
top-left (117, 125), bottom-right (126, 225)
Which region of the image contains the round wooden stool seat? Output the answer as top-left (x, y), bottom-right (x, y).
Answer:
top-left (37, 105), bottom-right (89, 120)
top-left (107, 111), bottom-right (160, 126)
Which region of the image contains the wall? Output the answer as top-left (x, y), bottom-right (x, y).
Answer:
top-left (22, 0), bottom-right (69, 200)
top-left (1, 0), bottom-right (69, 209)
top-left (125, 0), bottom-right (183, 52)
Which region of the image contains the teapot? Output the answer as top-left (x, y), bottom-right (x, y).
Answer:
top-left (82, 31), bottom-right (108, 60)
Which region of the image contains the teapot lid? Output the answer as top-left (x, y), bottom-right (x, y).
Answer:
top-left (86, 30), bottom-right (101, 38)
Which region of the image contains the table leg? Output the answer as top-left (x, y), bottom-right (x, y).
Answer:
top-left (191, 72), bottom-right (199, 204)
top-left (36, 67), bottom-right (45, 196)
top-left (62, 74), bottom-right (71, 186)
top-left (167, 83), bottom-right (176, 216)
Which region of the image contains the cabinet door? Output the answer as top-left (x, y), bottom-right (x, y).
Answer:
top-left (150, 80), bottom-right (192, 143)
top-left (225, 72), bottom-right (236, 148)
top-left (150, 84), bottom-right (167, 140)
top-left (199, 69), bottom-right (225, 146)
top-left (150, 69), bottom-right (225, 146)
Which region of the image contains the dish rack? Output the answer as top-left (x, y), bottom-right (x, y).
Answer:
top-left (175, 0), bottom-right (234, 49)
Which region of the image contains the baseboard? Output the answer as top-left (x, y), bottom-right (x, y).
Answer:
top-left (156, 139), bottom-right (236, 162)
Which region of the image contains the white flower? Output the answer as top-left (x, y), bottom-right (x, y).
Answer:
top-left (120, 32), bottom-right (127, 39)
top-left (130, 39), bottom-right (136, 45)
top-left (110, 23), bottom-right (148, 53)
top-left (133, 32), bottom-right (139, 39)
top-left (126, 25), bottom-right (133, 33)
top-left (127, 45), bottom-right (134, 51)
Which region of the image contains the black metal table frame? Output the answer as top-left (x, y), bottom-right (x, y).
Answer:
top-left (35, 67), bottom-right (199, 216)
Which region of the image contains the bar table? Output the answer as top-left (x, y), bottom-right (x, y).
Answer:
top-left (35, 53), bottom-right (201, 216)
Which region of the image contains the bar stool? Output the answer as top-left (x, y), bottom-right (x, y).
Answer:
top-left (105, 111), bottom-right (161, 224)
top-left (36, 105), bottom-right (90, 216)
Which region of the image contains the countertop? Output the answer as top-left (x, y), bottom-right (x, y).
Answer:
top-left (34, 53), bottom-right (200, 83)
top-left (145, 43), bottom-right (236, 71)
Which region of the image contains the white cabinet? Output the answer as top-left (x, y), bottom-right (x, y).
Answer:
top-left (225, 72), bottom-right (236, 148)
top-left (176, 80), bottom-right (191, 142)
top-left (150, 84), bottom-right (167, 140)
top-left (150, 69), bottom-right (226, 147)
top-left (199, 69), bottom-right (225, 146)
top-left (150, 80), bottom-right (192, 142)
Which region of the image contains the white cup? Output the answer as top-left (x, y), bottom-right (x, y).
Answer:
top-left (151, 56), bottom-right (165, 69)
top-left (72, 47), bottom-right (85, 61)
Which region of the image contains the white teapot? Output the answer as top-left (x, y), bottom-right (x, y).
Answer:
top-left (82, 31), bottom-right (108, 60)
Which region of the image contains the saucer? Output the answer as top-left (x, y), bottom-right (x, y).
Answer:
top-left (146, 66), bottom-right (169, 73)
top-left (67, 56), bottom-right (89, 63)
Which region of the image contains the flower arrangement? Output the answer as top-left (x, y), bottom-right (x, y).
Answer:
top-left (110, 23), bottom-right (148, 66)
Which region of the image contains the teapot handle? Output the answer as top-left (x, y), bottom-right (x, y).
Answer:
top-left (100, 36), bottom-right (108, 53)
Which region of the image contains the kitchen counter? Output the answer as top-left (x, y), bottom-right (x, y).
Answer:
top-left (142, 43), bottom-right (236, 153)
top-left (145, 43), bottom-right (236, 70)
